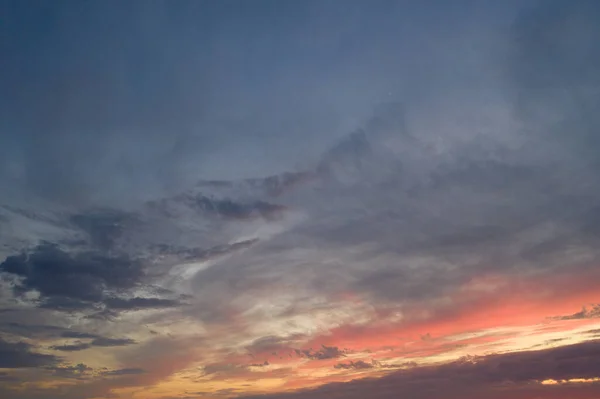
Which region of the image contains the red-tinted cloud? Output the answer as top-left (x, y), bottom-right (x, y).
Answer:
top-left (237, 340), bottom-right (600, 399)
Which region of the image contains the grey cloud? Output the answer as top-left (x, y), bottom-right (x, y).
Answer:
top-left (0, 243), bottom-right (183, 314)
top-left (202, 363), bottom-right (241, 376)
top-left (70, 208), bottom-right (139, 250)
top-left (90, 337), bottom-right (137, 347)
top-left (249, 361), bottom-right (270, 368)
top-left (60, 331), bottom-right (100, 339)
top-left (510, 0), bottom-right (600, 167)
top-left (334, 360), bottom-right (374, 370)
top-left (245, 335), bottom-right (305, 355)
top-left (49, 335), bottom-right (137, 352)
top-left (102, 367), bottom-right (146, 376)
top-left (103, 297), bottom-right (181, 311)
top-left (151, 238), bottom-right (259, 263)
top-left (2, 1), bottom-right (600, 397)
top-left (295, 345), bottom-right (345, 361)
top-left (47, 363), bottom-right (93, 379)
top-left (50, 343), bottom-right (92, 352)
top-left (184, 195), bottom-right (286, 221)
top-left (1, 322), bottom-right (65, 338)
top-left (0, 318), bottom-right (127, 351)
top-left (39, 297), bottom-right (100, 312)
top-left (0, 243), bottom-right (142, 304)
top-left (0, 371), bottom-right (19, 382)
top-left (0, 337), bottom-right (59, 368)
top-left (554, 304), bottom-right (600, 321)
top-left (182, 83), bottom-right (600, 325)
top-left (3, 1), bottom-right (416, 208)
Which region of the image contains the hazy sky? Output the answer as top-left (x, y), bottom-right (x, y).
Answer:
top-left (1, 0), bottom-right (532, 205)
top-left (1, 1), bottom-right (600, 399)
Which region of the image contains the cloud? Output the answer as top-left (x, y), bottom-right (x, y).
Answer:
top-left (0, 322), bottom-right (67, 339)
top-left (0, 337), bottom-right (59, 368)
top-left (103, 297), bottom-right (181, 310)
top-left (202, 363), bottom-right (242, 376)
top-left (183, 195), bottom-right (286, 221)
top-left (334, 360), bottom-right (374, 370)
top-left (295, 345), bottom-right (345, 361)
top-left (1, 1), bottom-right (600, 399)
top-left (0, 371), bottom-right (19, 382)
top-left (238, 340), bottom-right (600, 399)
top-left (554, 305), bottom-right (600, 320)
top-left (0, 243), bottom-right (182, 315)
top-left (0, 243), bottom-right (142, 305)
top-left (102, 368), bottom-right (146, 376)
top-left (39, 297), bottom-right (100, 311)
top-left (47, 363), bottom-right (93, 379)
top-left (70, 208), bottom-right (139, 250)
top-left (50, 343), bottom-right (91, 352)
top-left (90, 337), bottom-right (136, 347)
top-left (49, 335), bottom-right (136, 352)
top-left (60, 331), bottom-right (100, 339)
top-left (250, 361), bottom-right (270, 368)
top-left (152, 238), bottom-right (259, 263)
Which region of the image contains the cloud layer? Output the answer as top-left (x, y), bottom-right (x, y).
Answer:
top-left (1, 1), bottom-right (600, 399)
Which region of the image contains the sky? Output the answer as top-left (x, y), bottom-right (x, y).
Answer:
top-left (1, 0), bottom-right (600, 398)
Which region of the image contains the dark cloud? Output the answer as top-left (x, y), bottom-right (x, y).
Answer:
top-left (554, 304), bottom-right (600, 320)
top-left (0, 322), bottom-right (65, 338)
top-left (60, 331), bottom-right (100, 339)
top-left (47, 363), bottom-right (93, 379)
top-left (246, 335), bottom-right (304, 355)
top-left (0, 337), bottom-right (59, 368)
top-left (159, 194), bottom-right (286, 221)
top-left (50, 342), bottom-right (91, 352)
top-left (102, 367), bottom-right (146, 376)
top-left (295, 345), bottom-right (345, 361)
top-left (103, 297), bottom-right (181, 311)
top-left (239, 340), bottom-right (600, 399)
top-left (334, 360), bottom-right (374, 370)
top-left (90, 337), bottom-right (136, 347)
top-left (70, 208), bottom-right (139, 250)
top-left (49, 335), bottom-right (136, 352)
top-left (249, 361), bottom-right (270, 368)
top-left (0, 243), bottom-right (180, 315)
top-left (39, 297), bottom-right (99, 312)
top-left (0, 371), bottom-right (19, 382)
top-left (177, 239), bottom-right (259, 263)
top-left (0, 243), bottom-right (143, 305)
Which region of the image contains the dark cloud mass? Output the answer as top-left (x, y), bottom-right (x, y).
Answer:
top-left (60, 331), bottom-right (100, 339)
top-left (103, 297), bottom-right (181, 311)
top-left (50, 343), bottom-right (91, 352)
top-left (49, 336), bottom-right (136, 352)
top-left (102, 368), bottom-right (146, 376)
top-left (90, 337), bottom-right (136, 347)
top-left (0, 243), bottom-right (142, 304)
top-left (70, 208), bottom-right (139, 250)
top-left (241, 341), bottom-right (600, 399)
top-left (295, 345), bottom-right (345, 360)
top-left (0, 243), bottom-right (181, 314)
top-left (0, 338), bottom-right (59, 368)
top-left (334, 360), bottom-right (374, 370)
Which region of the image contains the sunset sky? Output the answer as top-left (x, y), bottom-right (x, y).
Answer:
top-left (1, 1), bottom-right (600, 399)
